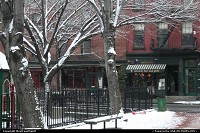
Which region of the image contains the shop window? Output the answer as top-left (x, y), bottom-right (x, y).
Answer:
top-left (185, 59), bottom-right (196, 67)
top-left (132, 73), bottom-right (153, 87)
top-left (133, 24), bottom-right (144, 49)
top-left (65, 70), bottom-right (85, 88)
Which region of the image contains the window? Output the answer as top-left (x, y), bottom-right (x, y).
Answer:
top-left (64, 70), bottom-right (85, 88)
top-left (185, 59), bottom-right (196, 67)
top-left (31, 13), bottom-right (42, 30)
top-left (183, 0), bottom-right (192, 8)
top-left (133, 0), bottom-right (145, 11)
top-left (158, 23), bottom-right (168, 47)
top-left (133, 24), bottom-right (144, 49)
top-left (182, 22), bottom-right (194, 46)
top-left (182, 22), bottom-right (192, 34)
top-left (31, 13), bottom-right (41, 24)
top-left (134, 0), bottom-right (144, 5)
top-left (81, 39), bottom-right (91, 54)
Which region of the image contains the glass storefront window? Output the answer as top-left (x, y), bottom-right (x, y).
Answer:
top-left (185, 59), bottom-right (196, 67)
top-left (132, 73), bottom-right (153, 87)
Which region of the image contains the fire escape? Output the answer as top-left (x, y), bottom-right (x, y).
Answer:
top-left (151, 22), bottom-right (197, 51)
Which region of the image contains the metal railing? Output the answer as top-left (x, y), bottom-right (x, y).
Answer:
top-left (36, 88), bottom-right (110, 128)
top-left (1, 86), bottom-right (154, 129)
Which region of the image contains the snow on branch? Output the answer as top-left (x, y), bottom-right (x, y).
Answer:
top-left (113, 0), bottom-right (125, 27)
top-left (23, 37), bottom-right (36, 53)
top-left (108, 47), bottom-right (116, 55)
top-left (10, 46), bottom-right (20, 53)
top-left (9, 19), bottom-right (14, 33)
top-left (24, 15), bottom-right (44, 47)
top-left (86, 0), bottom-right (104, 32)
top-left (18, 57), bottom-right (29, 77)
top-left (56, 1), bottom-right (88, 35)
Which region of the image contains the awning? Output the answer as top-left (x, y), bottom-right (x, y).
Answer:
top-left (126, 64), bottom-right (166, 73)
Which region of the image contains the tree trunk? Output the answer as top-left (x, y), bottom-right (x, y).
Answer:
top-left (0, 0), bottom-right (44, 128)
top-left (102, 0), bottom-right (123, 115)
top-left (102, 28), bottom-right (123, 115)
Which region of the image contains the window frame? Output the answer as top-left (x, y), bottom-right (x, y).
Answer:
top-left (182, 22), bottom-right (194, 46)
top-left (81, 39), bottom-right (91, 55)
top-left (133, 24), bottom-right (145, 50)
top-left (157, 23), bottom-right (168, 47)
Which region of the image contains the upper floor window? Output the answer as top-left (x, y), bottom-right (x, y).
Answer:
top-left (183, 0), bottom-right (192, 8)
top-left (133, 24), bottom-right (144, 49)
top-left (31, 13), bottom-right (42, 30)
top-left (158, 23), bottom-right (168, 47)
top-left (182, 22), bottom-right (194, 46)
top-left (182, 22), bottom-right (192, 34)
top-left (134, 0), bottom-right (145, 11)
top-left (31, 13), bottom-right (41, 24)
top-left (134, 0), bottom-right (144, 5)
top-left (123, 0), bottom-right (145, 11)
top-left (81, 39), bottom-right (91, 55)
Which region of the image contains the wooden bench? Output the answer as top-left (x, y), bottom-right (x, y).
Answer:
top-left (84, 115), bottom-right (123, 129)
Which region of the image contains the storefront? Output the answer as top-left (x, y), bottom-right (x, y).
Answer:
top-left (126, 63), bottom-right (167, 97)
top-left (126, 51), bottom-right (200, 96)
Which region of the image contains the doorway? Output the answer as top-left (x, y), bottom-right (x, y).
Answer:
top-left (184, 68), bottom-right (196, 95)
top-left (168, 66), bottom-right (179, 96)
top-left (86, 73), bottom-right (99, 95)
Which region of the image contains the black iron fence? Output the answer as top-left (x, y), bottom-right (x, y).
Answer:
top-left (36, 88), bottom-right (110, 128)
top-left (123, 87), bottom-right (154, 111)
top-left (1, 86), bottom-right (154, 129)
top-left (36, 86), bottom-right (154, 128)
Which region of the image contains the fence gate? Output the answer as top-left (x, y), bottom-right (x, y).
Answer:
top-left (0, 79), bottom-right (22, 129)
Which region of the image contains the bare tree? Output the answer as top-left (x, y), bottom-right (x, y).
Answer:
top-left (0, 0), bottom-right (44, 128)
top-left (86, 0), bottom-right (200, 114)
top-left (23, 0), bottom-right (101, 127)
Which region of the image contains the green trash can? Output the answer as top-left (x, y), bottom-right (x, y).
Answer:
top-left (157, 97), bottom-right (167, 111)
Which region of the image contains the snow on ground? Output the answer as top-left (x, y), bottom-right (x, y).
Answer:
top-left (53, 101), bottom-right (200, 129)
top-left (174, 101), bottom-right (200, 105)
top-left (53, 109), bottom-right (184, 129)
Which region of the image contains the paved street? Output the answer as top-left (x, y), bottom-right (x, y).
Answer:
top-left (175, 112), bottom-right (200, 129)
top-left (167, 104), bottom-right (200, 113)
top-left (153, 103), bottom-right (200, 113)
